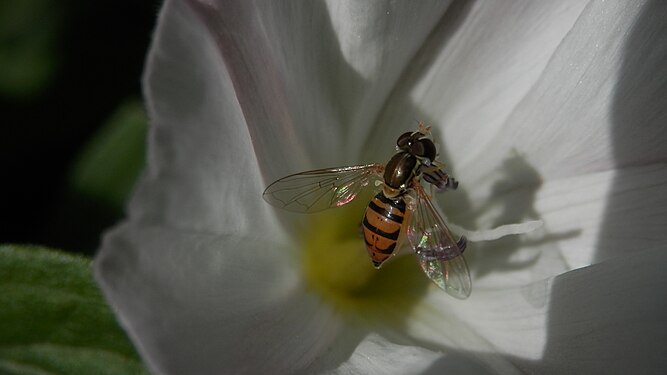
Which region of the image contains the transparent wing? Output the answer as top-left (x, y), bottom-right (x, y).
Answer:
top-left (406, 181), bottom-right (471, 299)
top-left (263, 164), bottom-right (384, 213)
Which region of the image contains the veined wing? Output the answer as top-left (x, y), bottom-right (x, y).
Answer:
top-left (406, 181), bottom-right (471, 299)
top-left (263, 164), bottom-right (384, 213)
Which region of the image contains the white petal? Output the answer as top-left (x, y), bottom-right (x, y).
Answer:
top-left (322, 0), bottom-right (455, 155)
top-left (305, 330), bottom-right (503, 375)
top-left (324, 1), bottom-right (451, 82)
top-left (423, 0), bottom-right (667, 281)
top-left (532, 164), bottom-right (667, 267)
top-left (135, 0), bottom-right (278, 235)
top-left (407, 246), bottom-right (667, 373)
top-left (532, 246), bottom-right (667, 374)
top-left (371, 1), bottom-right (589, 163)
top-left (188, 0), bottom-right (454, 171)
top-left (373, 1), bottom-right (666, 192)
top-left (454, 0), bottom-right (667, 183)
top-left (308, 332), bottom-right (441, 375)
top-left (443, 162), bottom-right (667, 293)
top-left (95, 223), bottom-right (341, 374)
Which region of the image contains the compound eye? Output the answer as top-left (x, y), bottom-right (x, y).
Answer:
top-left (416, 139), bottom-right (437, 161)
top-left (410, 140), bottom-right (425, 156)
top-left (396, 132), bottom-right (413, 148)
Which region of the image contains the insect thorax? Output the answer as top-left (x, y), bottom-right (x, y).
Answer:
top-left (383, 152), bottom-right (418, 191)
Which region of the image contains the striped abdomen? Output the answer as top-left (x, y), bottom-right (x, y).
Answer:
top-left (362, 193), bottom-right (407, 268)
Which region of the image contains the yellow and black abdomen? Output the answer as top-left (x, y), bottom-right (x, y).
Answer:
top-left (362, 193), bottom-right (407, 268)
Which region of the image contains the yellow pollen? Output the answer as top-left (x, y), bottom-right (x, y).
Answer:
top-left (300, 200), bottom-right (429, 321)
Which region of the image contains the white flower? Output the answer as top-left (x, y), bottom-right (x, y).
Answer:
top-left (95, 1), bottom-right (667, 374)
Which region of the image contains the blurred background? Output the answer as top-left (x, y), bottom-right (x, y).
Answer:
top-left (1, 0), bottom-right (161, 256)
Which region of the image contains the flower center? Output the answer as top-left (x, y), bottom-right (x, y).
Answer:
top-left (300, 199), bottom-right (430, 322)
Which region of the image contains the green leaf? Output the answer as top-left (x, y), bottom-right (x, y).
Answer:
top-left (0, 244), bottom-right (148, 375)
top-left (69, 98), bottom-right (147, 210)
top-left (0, 0), bottom-right (61, 99)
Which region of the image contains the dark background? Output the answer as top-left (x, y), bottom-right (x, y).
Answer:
top-left (1, 0), bottom-right (160, 255)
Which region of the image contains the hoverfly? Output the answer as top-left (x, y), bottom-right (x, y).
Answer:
top-left (263, 124), bottom-right (471, 299)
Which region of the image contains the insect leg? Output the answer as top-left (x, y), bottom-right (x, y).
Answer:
top-left (420, 163), bottom-right (458, 191)
top-left (456, 236), bottom-right (467, 253)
